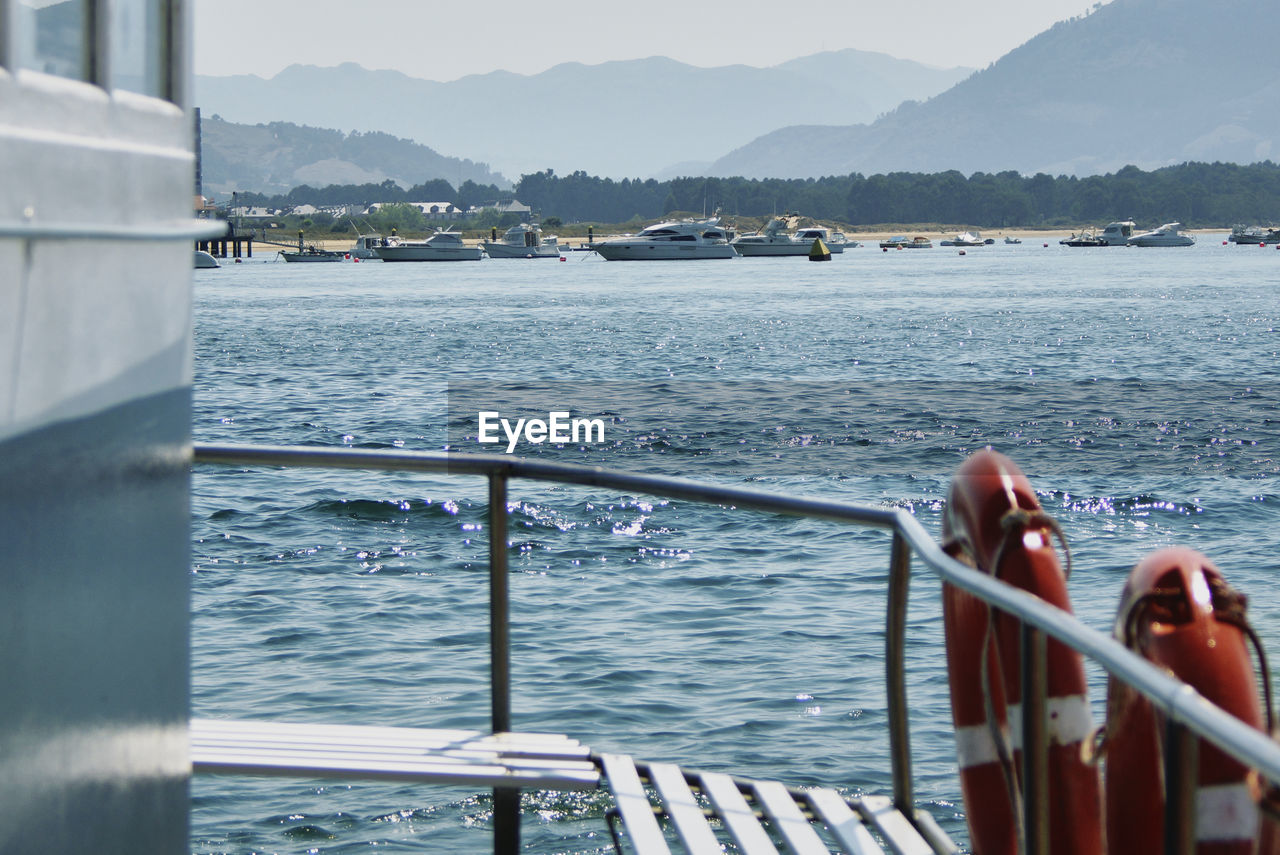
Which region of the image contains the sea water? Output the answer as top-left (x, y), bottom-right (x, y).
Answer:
top-left (190, 238), bottom-right (1280, 853)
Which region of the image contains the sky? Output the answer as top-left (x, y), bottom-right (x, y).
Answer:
top-left (193, 0), bottom-right (1108, 81)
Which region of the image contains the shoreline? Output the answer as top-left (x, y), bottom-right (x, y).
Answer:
top-left (288, 226), bottom-right (1233, 253)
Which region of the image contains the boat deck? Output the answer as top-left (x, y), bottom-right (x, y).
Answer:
top-left (192, 718), bottom-right (948, 854)
top-left (190, 443), bottom-right (1280, 855)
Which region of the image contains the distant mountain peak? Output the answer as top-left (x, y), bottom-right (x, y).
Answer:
top-left (195, 51), bottom-right (970, 181)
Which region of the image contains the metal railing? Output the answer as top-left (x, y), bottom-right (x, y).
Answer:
top-left (193, 442), bottom-right (1280, 855)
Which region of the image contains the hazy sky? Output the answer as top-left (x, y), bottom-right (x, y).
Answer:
top-left (193, 0), bottom-right (1108, 80)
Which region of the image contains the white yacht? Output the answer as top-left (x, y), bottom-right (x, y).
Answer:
top-left (1128, 222), bottom-right (1196, 247)
top-left (372, 229), bottom-right (483, 261)
top-left (793, 225), bottom-right (848, 253)
top-left (482, 223), bottom-right (561, 258)
top-left (592, 216), bottom-right (737, 260)
top-left (731, 217), bottom-right (798, 256)
top-left (732, 217), bottom-right (844, 256)
top-left (1098, 220), bottom-right (1137, 246)
top-left (940, 231), bottom-right (985, 247)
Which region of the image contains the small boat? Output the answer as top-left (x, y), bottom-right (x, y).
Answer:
top-left (793, 225), bottom-right (848, 254)
top-left (1097, 219), bottom-right (1137, 246)
top-left (906, 236), bottom-right (933, 249)
top-left (373, 229), bottom-right (483, 262)
top-left (194, 250), bottom-right (220, 268)
top-left (1128, 222), bottom-right (1195, 247)
top-left (879, 235), bottom-right (910, 249)
top-left (348, 233), bottom-right (383, 259)
top-left (482, 223), bottom-right (561, 258)
top-left (1061, 230), bottom-right (1105, 247)
top-left (280, 245), bottom-right (345, 262)
top-left (1228, 224), bottom-right (1280, 245)
top-left (592, 216), bottom-right (737, 261)
top-left (940, 231), bottom-right (985, 247)
top-left (733, 218), bottom-right (847, 256)
top-left (1004, 236), bottom-right (1022, 245)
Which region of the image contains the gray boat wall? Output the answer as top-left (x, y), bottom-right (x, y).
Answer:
top-left (0, 5), bottom-right (196, 851)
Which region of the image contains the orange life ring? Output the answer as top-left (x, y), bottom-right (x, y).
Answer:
top-left (1104, 547), bottom-right (1274, 854)
top-left (942, 449), bottom-right (1103, 855)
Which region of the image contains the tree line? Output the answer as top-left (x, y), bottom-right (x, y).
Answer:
top-left (236, 161), bottom-right (1280, 228)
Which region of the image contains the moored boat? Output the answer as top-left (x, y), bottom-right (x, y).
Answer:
top-left (879, 235), bottom-right (910, 249)
top-left (940, 231), bottom-right (985, 247)
top-left (907, 236), bottom-right (933, 248)
top-left (1061, 229), bottom-right (1105, 247)
top-left (1098, 219), bottom-right (1137, 246)
top-left (1128, 222), bottom-right (1195, 247)
top-left (1228, 224), bottom-right (1280, 245)
top-left (280, 246), bottom-right (345, 262)
top-left (592, 215), bottom-right (737, 260)
top-left (373, 229), bottom-right (483, 261)
top-left (732, 218), bottom-right (848, 256)
top-left (794, 225), bottom-right (848, 254)
top-left (482, 223), bottom-right (561, 258)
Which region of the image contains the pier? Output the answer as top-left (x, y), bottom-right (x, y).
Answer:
top-left (196, 220), bottom-right (254, 259)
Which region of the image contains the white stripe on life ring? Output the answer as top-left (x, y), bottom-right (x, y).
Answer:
top-left (1007, 696), bottom-right (1094, 751)
top-left (955, 721), bottom-right (1005, 770)
top-left (955, 696), bottom-right (1093, 770)
top-left (1197, 783), bottom-right (1259, 842)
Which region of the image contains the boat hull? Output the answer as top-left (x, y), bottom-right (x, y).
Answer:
top-left (374, 246), bottom-right (483, 261)
top-left (593, 243), bottom-right (738, 260)
top-left (483, 242), bottom-right (560, 258)
top-left (281, 251), bottom-right (344, 262)
top-left (734, 239), bottom-right (845, 256)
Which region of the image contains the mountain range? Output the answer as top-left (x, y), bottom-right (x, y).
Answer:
top-left (194, 50), bottom-right (972, 185)
top-left (196, 114), bottom-right (507, 196)
top-left (710, 0), bottom-right (1279, 178)
top-left (196, 0), bottom-right (1277, 193)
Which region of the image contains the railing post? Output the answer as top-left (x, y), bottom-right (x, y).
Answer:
top-left (1021, 623), bottom-right (1049, 855)
top-left (1164, 720), bottom-right (1198, 855)
top-left (886, 531), bottom-right (914, 813)
top-left (488, 472), bottom-right (518, 854)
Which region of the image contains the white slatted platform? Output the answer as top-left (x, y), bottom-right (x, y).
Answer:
top-left (599, 753), bottom-right (952, 855)
top-left (190, 718), bottom-right (601, 790)
top-left (190, 719), bottom-right (954, 854)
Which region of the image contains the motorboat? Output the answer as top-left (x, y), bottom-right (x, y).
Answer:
top-left (1128, 222), bottom-right (1195, 247)
top-left (348, 233), bottom-right (383, 259)
top-left (1097, 220), bottom-right (1137, 246)
top-left (194, 250), bottom-right (220, 268)
top-left (592, 216), bottom-right (737, 260)
top-left (879, 235), bottom-right (910, 249)
top-left (372, 229), bottom-right (483, 261)
top-left (1004, 236), bottom-right (1022, 245)
top-left (280, 246), bottom-right (345, 262)
top-left (940, 231), bottom-right (985, 247)
top-left (906, 236), bottom-right (933, 248)
top-left (1228, 224), bottom-right (1280, 245)
top-left (793, 225), bottom-right (848, 254)
top-left (482, 223), bottom-right (561, 258)
top-left (1061, 230), bottom-right (1105, 247)
top-left (732, 218), bottom-right (847, 256)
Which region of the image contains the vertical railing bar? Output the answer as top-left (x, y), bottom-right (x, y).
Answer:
top-left (0, 0), bottom-right (13, 70)
top-left (488, 472), bottom-right (517, 854)
top-left (87, 0), bottom-right (109, 88)
top-left (165, 0), bottom-right (188, 108)
top-left (886, 531), bottom-right (914, 814)
top-left (1164, 719), bottom-right (1198, 855)
top-left (1021, 623), bottom-right (1049, 855)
